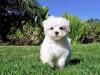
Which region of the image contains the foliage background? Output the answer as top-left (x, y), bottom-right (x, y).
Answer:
top-left (0, 0), bottom-right (100, 45)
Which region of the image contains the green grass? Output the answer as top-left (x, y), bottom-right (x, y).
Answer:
top-left (0, 43), bottom-right (100, 75)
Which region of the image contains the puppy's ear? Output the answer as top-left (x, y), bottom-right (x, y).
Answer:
top-left (42, 20), bottom-right (47, 28)
top-left (42, 19), bottom-right (48, 33)
top-left (66, 20), bottom-right (70, 32)
top-left (42, 16), bottom-right (55, 28)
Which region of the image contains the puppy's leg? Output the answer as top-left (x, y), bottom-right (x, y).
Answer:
top-left (40, 54), bottom-right (50, 64)
top-left (48, 61), bottom-right (54, 67)
top-left (57, 57), bottom-right (66, 68)
top-left (57, 51), bottom-right (71, 68)
top-left (40, 54), bottom-right (54, 67)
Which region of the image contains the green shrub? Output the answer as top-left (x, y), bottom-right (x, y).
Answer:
top-left (7, 22), bottom-right (44, 45)
top-left (63, 13), bottom-right (89, 44)
top-left (84, 19), bottom-right (100, 43)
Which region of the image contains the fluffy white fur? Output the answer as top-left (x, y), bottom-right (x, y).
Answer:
top-left (40, 16), bottom-right (71, 68)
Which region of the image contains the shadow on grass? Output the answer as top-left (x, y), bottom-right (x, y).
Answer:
top-left (38, 58), bottom-right (82, 70)
top-left (52, 58), bottom-right (82, 69)
top-left (68, 58), bottom-right (82, 65)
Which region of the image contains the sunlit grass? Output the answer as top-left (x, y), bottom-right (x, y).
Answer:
top-left (0, 43), bottom-right (100, 75)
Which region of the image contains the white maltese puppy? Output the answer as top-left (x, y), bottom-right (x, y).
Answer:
top-left (40, 16), bottom-right (71, 68)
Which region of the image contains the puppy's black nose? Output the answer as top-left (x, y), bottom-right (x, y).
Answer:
top-left (55, 31), bottom-right (59, 35)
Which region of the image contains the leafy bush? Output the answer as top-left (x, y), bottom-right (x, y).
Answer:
top-left (82, 19), bottom-right (100, 43)
top-left (7, 22), bottom-right (44, 45)
top-left (63, 13), bottom-right (89, 44)
top-left (0, 0), bottom-right (48, 44)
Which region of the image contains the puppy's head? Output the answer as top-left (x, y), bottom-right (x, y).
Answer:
top-left (43, 16), bottom-right (70, 40)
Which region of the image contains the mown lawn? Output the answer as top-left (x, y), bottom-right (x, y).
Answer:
top-left (0, 43), bottom-right (100, 75)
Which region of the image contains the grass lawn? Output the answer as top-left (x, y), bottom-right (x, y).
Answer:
top-left (0, 43), bottom-right (100, 75)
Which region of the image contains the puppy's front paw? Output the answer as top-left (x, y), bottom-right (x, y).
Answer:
top-left (57, 58), bottom-right (66, 68)
top-left (48, 61), bottom-right (54, 67)
top-left (42, 60), bottom-right (49, 64)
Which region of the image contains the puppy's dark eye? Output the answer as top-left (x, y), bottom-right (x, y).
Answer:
top-left (59, 27), bottom-right (63, 30)
top-left (50, 27), bottom-right (53, 30)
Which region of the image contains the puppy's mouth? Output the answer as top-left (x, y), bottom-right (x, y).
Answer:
top-left (52, 35), bottom-right (62, 40)
top-left (55, 34), bottom-right (58, 37)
